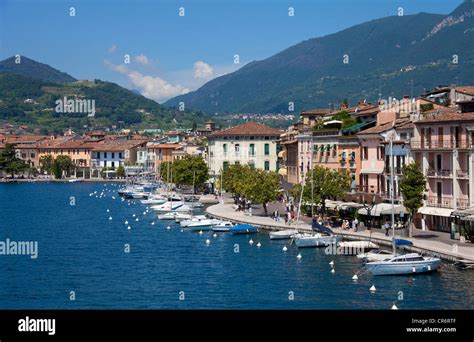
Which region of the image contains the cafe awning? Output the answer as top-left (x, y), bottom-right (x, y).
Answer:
top-left (358, 203), bottom-right (408, 216)
top-left (418, 206), bottom-right (453, 217)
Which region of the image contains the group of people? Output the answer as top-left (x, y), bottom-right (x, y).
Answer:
top-left (235, 196), bottom-right (252, 214)
top-left (341, 218), bottom-right (359, 231)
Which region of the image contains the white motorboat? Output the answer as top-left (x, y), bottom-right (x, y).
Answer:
top-left (188, 219), bottom-right (221, 231)
top-left (130, 192), bottom-right (149, 199)
top-left (212, 221), bottom-right (234, 232)
top-left (180, 215), bottom-right (208, 227)
top-left (366, 253), bottom-right (441, 276)
top-left (293, 233), bottom-right (341, 248)
top-left (158, 212), bottom-right (192, 220)
top-left (357, 249), bottom-right (395, 262)
top-left (269, 229), bottom-right (298, 240)
top-left (141, 195), bottom-right (167, 205)
top-left (151, 202), bottom-right (192, 212)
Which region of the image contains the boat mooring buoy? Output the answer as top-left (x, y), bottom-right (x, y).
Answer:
top-left (257, 242), bottom-right (261, 248)
top-left (391, 304), bottom-right (398, 310)
top-left (213, 233), bottom-right (217, 238)
top-left (331, 268), bottom-right (335, 273)
top-left (127, 226), bottom-right (131, 230)
top-left (167, 226), bottom-right (171, 230)
top-left (107, 209), bottom-right (110, 212)
top-left (297, 253), bottom-right (302, 260)
top-left (352, 274), bottom-right (358, 281)
top-left (249, 239), bottom-right (254, 245)
top-left (206, 239), bottom-right (210, 245)
top-left (151, 222), bottom-right (155, 226)
top-left (108, 216), bottom-right (112, 220)
top-left (283, 246), bottom-right (288, 252)
top-left (125, 221), bottom-right (128, 225)
top-left (329, 260), bottom-right (334, 266)
top-left (199, 230), bottom-right (203, 235)
top-left (370, 285), bottom-right (376, 293)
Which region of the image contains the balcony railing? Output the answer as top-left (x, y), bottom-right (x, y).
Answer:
top-left (456, 169), bottom-right (469, 178)
top-left (385, 166), bottom-right (402, 174)
top-left (427, 196), bottom-right (453, 208)
top-left (456, 198), bottom-right (470, 210)
top-left (426, 169), bottom-right (453, 178)
top-left (411, 140), bottom-right (472, 150)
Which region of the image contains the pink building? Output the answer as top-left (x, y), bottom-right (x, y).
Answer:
top-left (411, 111), bottom-right (474, 232)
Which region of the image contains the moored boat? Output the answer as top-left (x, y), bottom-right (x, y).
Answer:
top-left (357, 249), bottom-right (395, 262)
top-left (366, 253), bottom-right (441, 275)
top-left (269, 229), bottom-right (297, 240)
top-left (229, 224), bottom-right (258, 234)
top-left (212, 221), bottom-right (234, 232)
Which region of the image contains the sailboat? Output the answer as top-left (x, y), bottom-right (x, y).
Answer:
top-left (293, 220), bottom-right (342, 248)
top-left (269, 229), bottom-right (298, 240)
top-left (366, 132), bottom-right (441, 275)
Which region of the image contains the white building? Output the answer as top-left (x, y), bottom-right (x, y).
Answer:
top-left (90, 140), bottom-right (147, 170)
top-left (207, 122), bottom-right (282, 175)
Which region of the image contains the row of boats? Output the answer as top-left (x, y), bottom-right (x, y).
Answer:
top-left (117, 182), bottom-right (442, 277)
top-left (268, 221), bottom-right (442, 276)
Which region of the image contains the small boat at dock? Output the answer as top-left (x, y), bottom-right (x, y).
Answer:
top-left (366, 253), bottom-right (441, 276)
top-left (212, 221), bottom-right (234, 232)
top-left (357, 249), bottom-right (395, 262)
top-left (229, 224), bottom-right (258, 234)
top-left (269, 229), bottom-right (297, 240)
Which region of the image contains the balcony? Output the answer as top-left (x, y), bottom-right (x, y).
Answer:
top-left (385, 166), bottom-right (402, 175)
top-left (426, 169), bottom-right (453, 178)
top-left (427, 196), bottom-right (453, 208)
top-left (456, 169), bottom-right (469, 179)
top-left (456, 198), bottom-right (470, 210)
top-left (411, 140), bottom-right (472, 150)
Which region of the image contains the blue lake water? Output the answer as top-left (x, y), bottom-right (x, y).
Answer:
top-left (0, 182), bottom-right (473, 309)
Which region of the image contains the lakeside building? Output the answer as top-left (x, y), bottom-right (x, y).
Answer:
top-left (89, 140), bottom-right (148, 177)
top-left (145, 142), bottom-right (180, 179)
top-left (206, 122), bottom-right (282, 176)
top-left (411, 105), bottom-right (474, 233)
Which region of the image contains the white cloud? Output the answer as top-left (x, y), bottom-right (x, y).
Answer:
top-left (105, 60), bottom-right (189, 102)
top-left (134, 54), bottom-right (150, 66)
top-left (108, 44), bottom-right (117, 53)
top-left (193, 60), bottom-right (214, 80)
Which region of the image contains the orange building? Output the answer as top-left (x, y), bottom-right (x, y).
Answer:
top-left (145, 142), bottom-right (180, 179)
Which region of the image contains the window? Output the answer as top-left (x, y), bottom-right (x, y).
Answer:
top-left (265, 161), bottom-right (270, 171)
top-left (249, 162), bottom-right (255, 169)
top-left (362, 146), bottom-right (368, 160)
top-left (111, 161), bottom-right (115, 168)
top-left (112, 152), bottom-right (115, 158)
top-left (223, 161), bottom-right (229, 170)
top-left (264, 143), bottom-right (270, 156)
top-left (249, 143), bottom-right (255, 156)
top-left (104, 152), bottom-right (107, 158)
top-left (223, 143), bottom-right (227, 155)
top-left (235, 144), bottom-right (240, 156)
top-left (119, 152), bottom-right (123, 159)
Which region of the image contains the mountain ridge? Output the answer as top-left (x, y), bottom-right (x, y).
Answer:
top-left (165, 1), bottom-right (474, 114)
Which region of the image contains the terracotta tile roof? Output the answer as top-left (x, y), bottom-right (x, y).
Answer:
top-left (146, 143), bottom-right (181, 149)
top-left (92, 140), bottom-right (148, 151)
top-left (417, 111), bottom-right (474, 124)
top-left (358, 118), bottom-right (412, 135)
top-left (209, 122), bottom-right (282, 138)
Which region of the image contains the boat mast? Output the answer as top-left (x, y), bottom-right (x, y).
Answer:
top-left (295, 179), bottom-right (305, 233)
top-left (390, 132), bottom-right (396, 255)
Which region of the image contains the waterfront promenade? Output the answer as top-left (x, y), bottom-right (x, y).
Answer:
top-left (207, 202), bottom-right (474, 262)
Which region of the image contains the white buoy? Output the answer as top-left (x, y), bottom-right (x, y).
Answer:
top-left (249, 239), bottom-right (254, 245)
top-left (135, 218), bottom-right (139, 222)
top-left (331, 268), bottom-right (335, 273)
top-left (256, 242), bottom-right (261, 248)
top-left (127, 225), bottom-right (131, 230)
top-left (181, 229), bottom-right (184, 232)
top-left (199, 230), bottom-right (203, 235)
top-left (370, 285), bottom-right (376, 293)
top-left (283, 246), bottom-right (288, 252)
top-left (352, 274), bottom-right (358, 281)
top-left (107, 209), bottom-right (110, 212)
top-left (109, 216), bottom-right (112, 220)
top-left (143, 212), bottom-right (146, 215)
top-left (206, 239), bottom-right (211, 245)
top-left (213, 233), bottom-right (217, 238)
top-left (132, 214), bottom-right (136, 217)
top-left (151, 222), bottom-right (155, 226)
top-left (125, 221), bottom-right (128, 225)
top-left (167, 226), bottom-right (171, 230)
top-left (297, 253), bottom-right (302, 260)
top-left (391, 304), bottom-right (398, 310)
top-left (329, 260), bottom-right (334, 266)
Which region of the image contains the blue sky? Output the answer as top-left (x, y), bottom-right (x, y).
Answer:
top-left (0, 0), bottom-right (460, 103)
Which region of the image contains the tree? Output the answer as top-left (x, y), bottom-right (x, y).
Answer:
top-left (399, 162), bottom-right (426, 237)
top-left (293, 166), bottom-right (351, 216)
top-left (172, 156), bottom-right (209, 190)
top-left (222, 163), bottom-right (251, 198)
top-left (0, 143), bottom-right (29, 178)
top-left (243, 169), bottom-right (280, 215)
top-left (52, 155), bottom-right (74, 179)
top-left (116, 165), bottom-right (125, 178)
top-left (39, 155), bottom-right (54, 174)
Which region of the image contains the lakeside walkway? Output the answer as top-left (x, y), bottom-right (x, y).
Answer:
top-left (206, 203), bottom-right (474, 262)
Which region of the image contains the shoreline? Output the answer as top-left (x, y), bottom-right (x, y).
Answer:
top-left (206, 203), bottom-right (474, 263)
